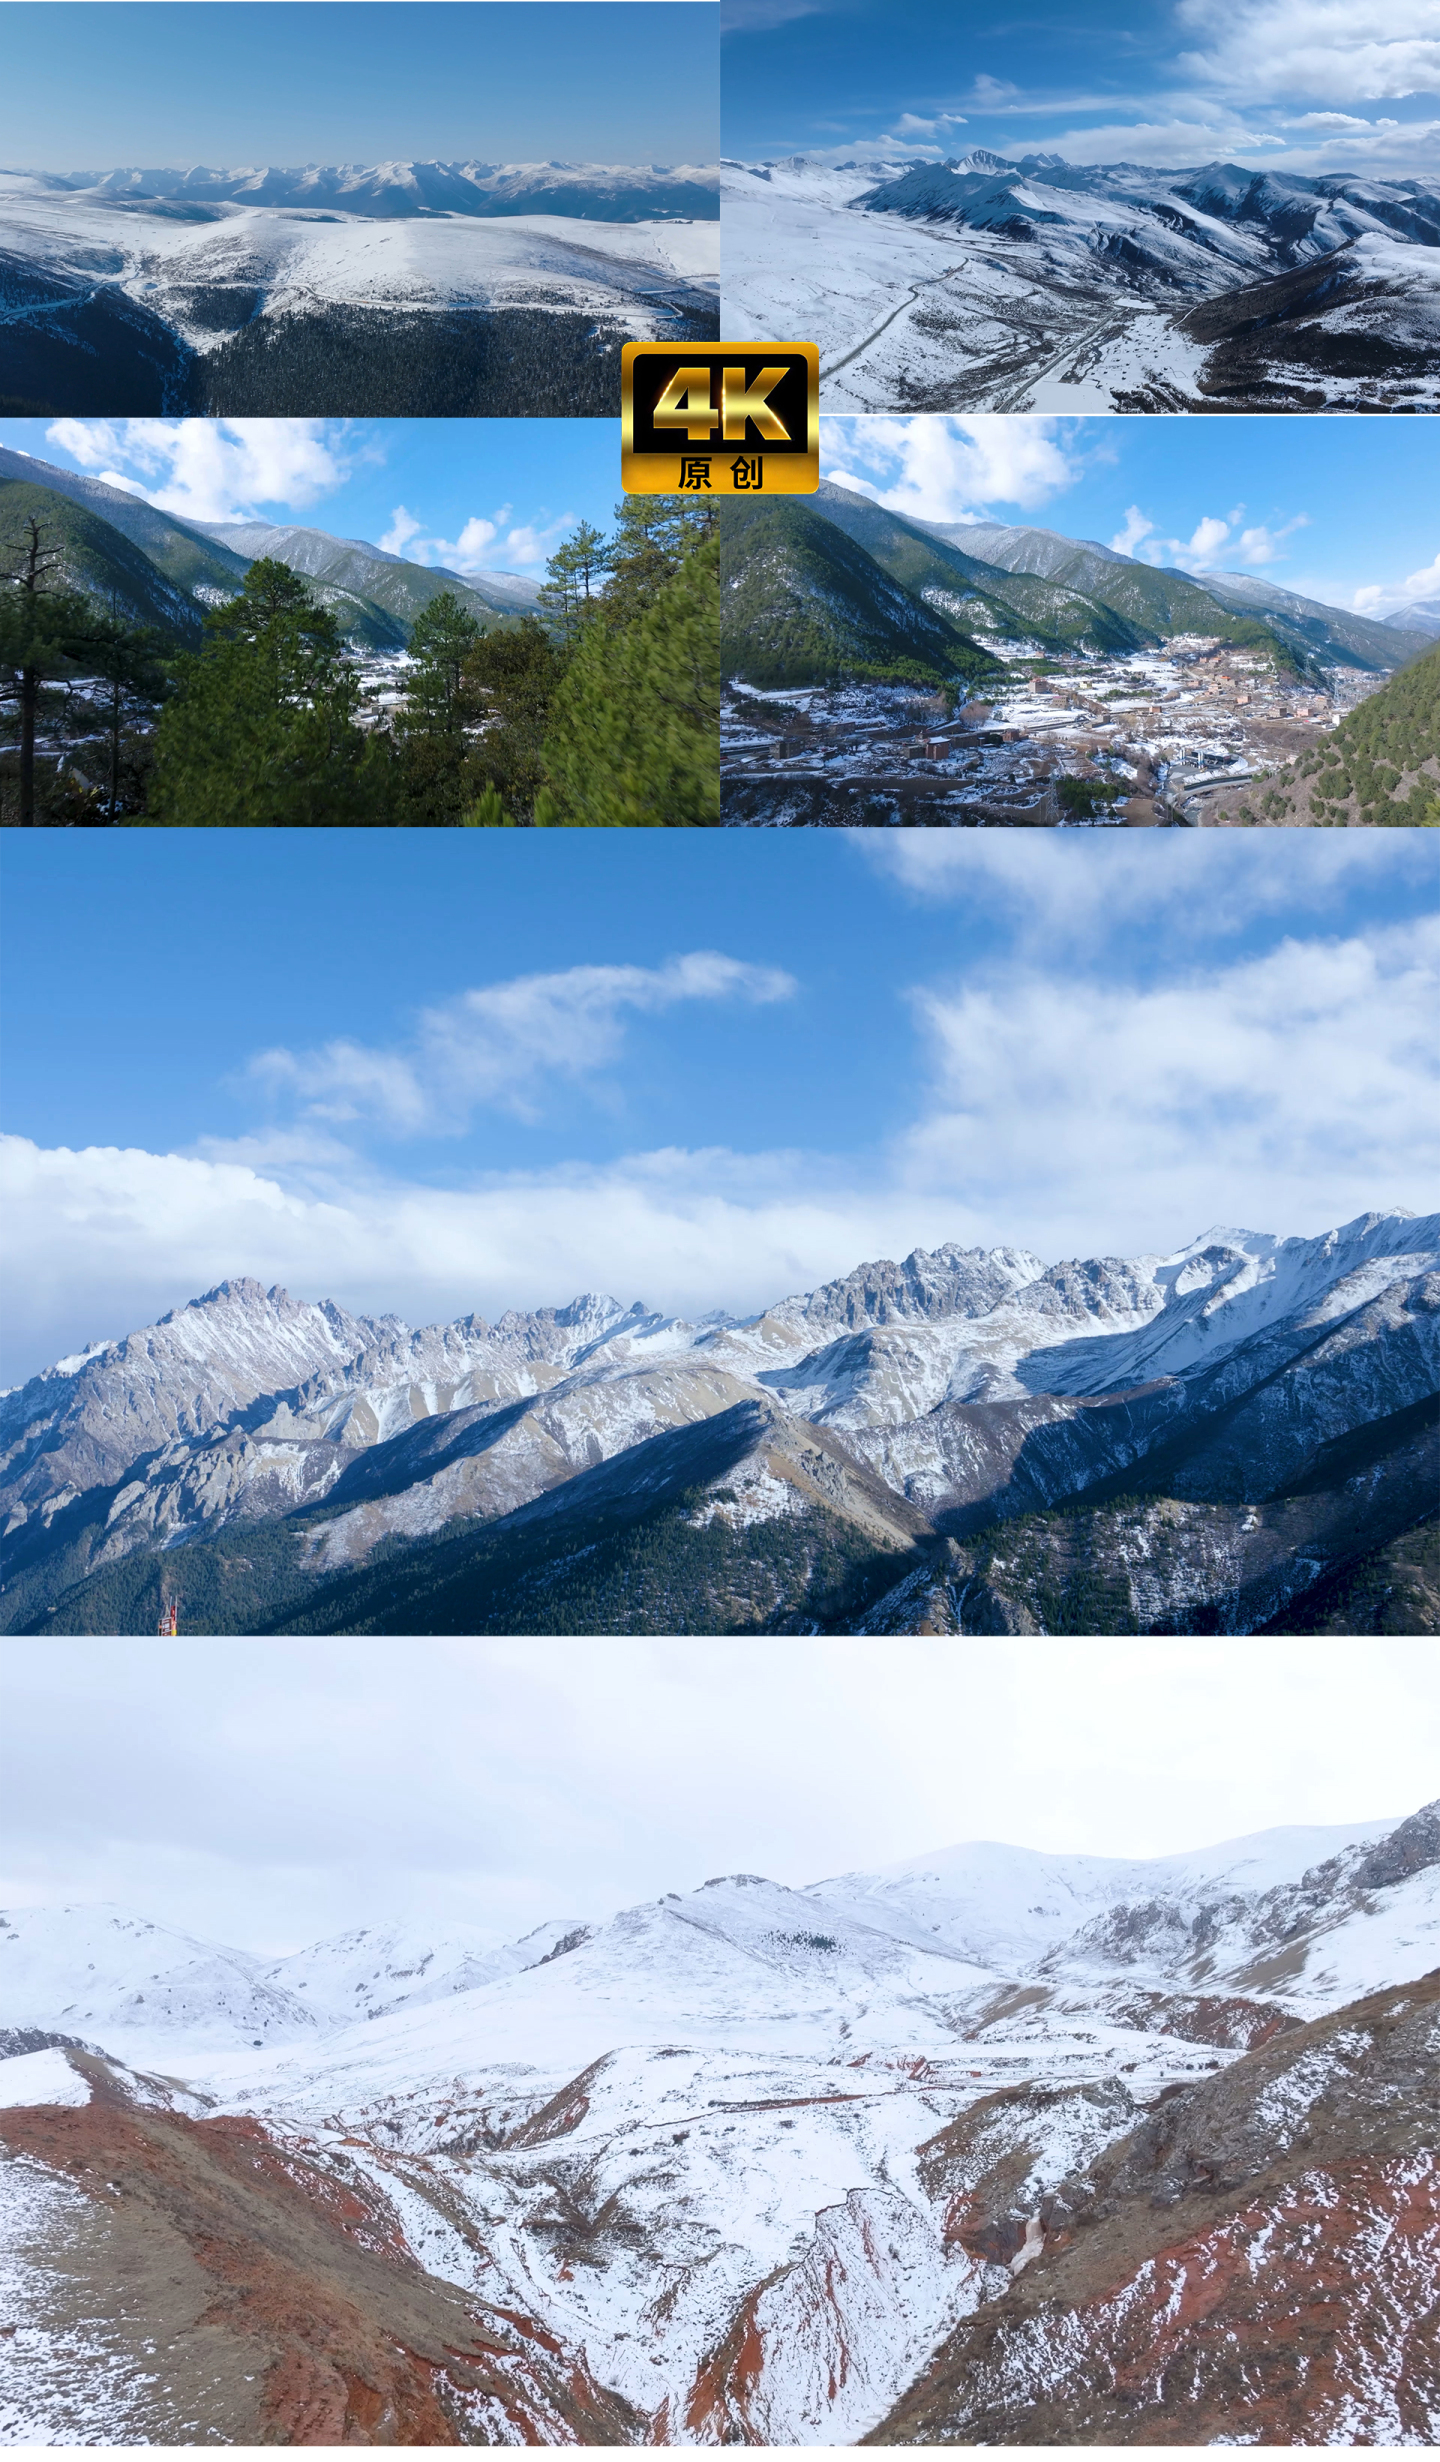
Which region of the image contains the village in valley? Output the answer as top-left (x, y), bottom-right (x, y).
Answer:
top-left (721, 639), bottom-right (1387, 827)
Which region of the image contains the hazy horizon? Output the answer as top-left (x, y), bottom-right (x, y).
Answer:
top-left (0, 1638), bottom-right (1429, 1954)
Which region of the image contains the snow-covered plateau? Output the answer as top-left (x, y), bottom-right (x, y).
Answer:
top-left (0, 164), bottom-right (719, 415)
top-left (3, 1208), bottom-right (1436, 1636)
top-left (1, 1801), bottom-right (1437, 2442)
top-left (720, 153), bottom-right (1440, 413)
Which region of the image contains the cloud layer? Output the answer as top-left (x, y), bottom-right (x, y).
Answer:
top-left (249, 953), bottom-right (797, 1132)
top-left (1111, 502), bottom-right (1311, 572)
top-left (379, 501), bottom-right (575, 576)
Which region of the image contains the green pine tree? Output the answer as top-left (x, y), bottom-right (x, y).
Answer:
top-left (537, 534), bottom-right (719, 824)
top-left (389, 590), bottom-right (489, 822)
top-left (399, 592), bottom-right (486, 732)
top-left (85, 595), bottom-right (171, 822)
top-left (460, 617), bottom-right (563, 821)
top-left (147, 558), bottom-right (392, 825)
top-left (462, 784), bottom-right (511, 824)
top-left (536, 520), bottom-right (609, 646)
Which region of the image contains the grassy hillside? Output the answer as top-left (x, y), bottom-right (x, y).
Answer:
top-left (1249, 642), bottom-right (1440, 824)
top-left (720, 498), bottom-right (998, 687)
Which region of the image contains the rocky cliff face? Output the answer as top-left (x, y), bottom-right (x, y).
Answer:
top-left (5, 1211), bottom-right (1435, 1635)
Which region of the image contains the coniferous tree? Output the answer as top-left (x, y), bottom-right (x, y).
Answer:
top-left (0, 518), bottom-right (99, 824)
top-left (401, 592), bottom-right (486, 731)
top-left (147, 558), bottom-right (391, 824)
top-left (538, 533), bottom-right (720, 824)
top-left (462, 617), bottom-right (562, 819)
top-left (535, 520), bottom-right (609, 645)
top-left (390, 591), bottom-right (487, 821)
top-left (85, 596), bottom-right (170, 822)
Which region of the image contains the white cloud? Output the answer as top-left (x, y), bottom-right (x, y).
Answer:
top-left (822, 414), bottom-right (1080, 522)
top-left (1110, 504), bottom-right (1153, 557)
top-left (881, 110), bottom-right (968, 146)
top-left (0, 1131), bottom-right (960, 1391)
top-left (248, 953), bottom-right (798, 1132)
top-left (44, 416), bottom-right (354, 523)
top-left (1005, 118), bottom-right (1290, 166)
top-left (6, 884), bottom-right (1435, 1387)
top-left (855, 831), bottom-right (1435, 943)
top-left (1111, 504), bottom-right (1311, 572)
top-left (1287, 109), bottom-right (1395, 128)
top-left (1351, 549), bottom-right (1440, 617)
top-left (1187, 514), bottom-right (1232, 564)
top-left (1175, 0), bottom-right (1440, 103)
top-left (391, 505), bottom-right (574, 576)
top-left (379, 505), bottom-right (425, 556)
top-left (969, 75), bottom-right (1020, 105)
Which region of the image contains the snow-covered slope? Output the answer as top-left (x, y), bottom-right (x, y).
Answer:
top-left (802, 1819), bottom-right (1398, 1970)
top-left (261, 1915), bottom-right (591, 2027)
top-left (0, 168), bottom-right (719, 414)
top-left (0, 170), bottom-right (718, 347)
top-left (721, 151), bottom-right (1440, 412)
top-left (1388, 594), bottom-right (1440, 638)
top-left (0, 1904), bottom-right (317, 2046)
top-left (4, 1802), bottom-right (1436, 2445)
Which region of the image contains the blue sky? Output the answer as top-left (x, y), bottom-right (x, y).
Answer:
top-left (819, 415), bottom-right (1440, 616)
top-left (722, 0), bottom-right (1439, 181)
top-left (3, 831), bottom-right (1435, 1384)
top-left (9, 411), bottom-right (1437, 607)
top-left (2, 417), bottom-right (627, 577)
top-left (4, 2), bottom-right (718, 173)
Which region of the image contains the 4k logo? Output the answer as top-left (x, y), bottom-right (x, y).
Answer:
top-left (621, 343), bottom-right (819, 495)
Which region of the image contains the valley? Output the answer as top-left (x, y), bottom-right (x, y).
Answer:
top-left (719, 481), bottom-right (1432, 826)
top-left (720, 153), bottom-right (1440, 415)
top-left (1, 1801), bottom-right (1437, 2442)
top-left (3, 1209), bottom-right (1435, 1636)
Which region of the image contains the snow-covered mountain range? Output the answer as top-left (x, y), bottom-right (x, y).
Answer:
top-left (721, 151), bottom-right (1440, 412)
top-left (4, 1209), bottom-right (1436, 1636)
top-left (0, 164), bottom-right (718, 416)
top-left (2, 1801), bottom-right (1436, 2441)
top-left (21, 160), bottom-right (720, 221)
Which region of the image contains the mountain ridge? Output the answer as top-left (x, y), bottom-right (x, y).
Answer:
top-left (724, 481), bottom-right (1432, 681)
top-left (4, 1209), bottom-right (1436, 1636)
top-left (0, 447), bottom-right (541, 644)
top-left (21, 158), bottom-right (720, 222)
